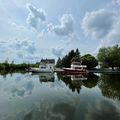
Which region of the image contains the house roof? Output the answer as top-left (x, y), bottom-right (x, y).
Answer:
top-left (40, 59), bottom-right (55, 64)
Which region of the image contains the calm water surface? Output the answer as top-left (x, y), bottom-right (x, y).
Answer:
top-left (0, 72), bottom-right (120, 120)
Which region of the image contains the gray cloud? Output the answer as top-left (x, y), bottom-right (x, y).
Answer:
top-left (82, 9), bottom-right (115, 39)
top-left (11, 39), bottom-right (36, 54)
top-left (50, 14), bottom-right (74, 36)
top-left (52, 47), bottom-right (64, 57)
top-left (11, 87), bottom-right (25, 97)
top-left (106, 19), bottom-right (120, 45)
top-left (112, 0), bottom-right (120, 5)
top-left (86, 100), bottom-right (120, 120)
top-left (27, 3), bottom-right (46, 29)
top-left (82, 9), bottom-right (120, 46)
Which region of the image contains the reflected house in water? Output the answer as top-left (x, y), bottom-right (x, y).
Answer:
top-left (60, 74), bottom-right (88, 93)
top-left (71, 74), bottom-right (87, 81)
top-left (57, 73), bottom-right (99, 93)
top-left (39, 73), bottom-right (54, 83)
top-left (32, 72), bottom-right (54, 83)
top-left (71, 75), bottom-right (87, 93)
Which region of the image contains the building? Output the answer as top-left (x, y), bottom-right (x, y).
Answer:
top-left (40, 59), bottom-right (55, 71)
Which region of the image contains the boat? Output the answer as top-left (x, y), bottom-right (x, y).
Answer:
top-left (29, 59), bottom-right (55, 73)
top-left (63, 62), bottom-right (88, 75)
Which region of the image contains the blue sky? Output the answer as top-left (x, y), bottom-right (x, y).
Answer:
top-left (0, 0), bottom-right (120, 63)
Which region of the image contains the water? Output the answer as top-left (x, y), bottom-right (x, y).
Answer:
top-left (0, 72), bottom-right (120, 120)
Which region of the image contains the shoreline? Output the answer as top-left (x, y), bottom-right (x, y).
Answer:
top-left (55, 68), bottom-right (120, 73)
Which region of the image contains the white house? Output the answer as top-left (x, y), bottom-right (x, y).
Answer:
top-left (40, 59), bottom-right (55, 71)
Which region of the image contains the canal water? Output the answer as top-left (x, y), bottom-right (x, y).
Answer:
top-left (0, 72), bottom-right (120, 120)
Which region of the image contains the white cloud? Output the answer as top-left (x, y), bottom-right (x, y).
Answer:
top-left (52, 47), bottom-right (64, 57)
top-left (112, 0), bottom-right (120, 5)
top-left (11, 22), bottom-right (26, 31)
top-left (82, 9), bottom-right (120, 46)
top-left (82, 9), bottom-right (116, 39)
top-left (50, 14), bottom-right (74, 36)
top-left (106, 19), bottom-right (120, 45)
top-left (27, 3), bottom-right (46, 29)
top-left (10, 39), bottom-right (36, 55)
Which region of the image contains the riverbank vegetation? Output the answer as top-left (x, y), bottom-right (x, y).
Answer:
top-left (56, 48), bottom-right (98, 69)
top-left (0, 44), bottom-right (119, 72)
top-left (0, 61), bottom-right (39, 73)
top-left (97, 44), bottom-right (120, 70)
top-left (56, 44), bottom-right (120, 70)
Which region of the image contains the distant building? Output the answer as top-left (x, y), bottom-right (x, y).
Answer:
top-left (40, 59), bottom-right (55, 71)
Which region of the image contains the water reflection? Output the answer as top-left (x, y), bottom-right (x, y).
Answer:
top-left (86, 100), bottom-right (120, 120)
top-left (57, 73), bottom-right (99, 93)
top-left (99, 74), bottom-right (120, 100)
top-left (32, 73), bottom-right (54, 83)
top-left (82, 73), bottom-right (99, 88)
top-left (22, 99), bottom-right (120, 120)
top-left (23, 101), bottom-right (76, 120)
top-left (0, 72), bottom-right (120, 120)
top-left (0, 73), bottom-right (35, 98)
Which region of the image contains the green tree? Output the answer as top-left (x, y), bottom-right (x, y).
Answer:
top-left (56, 48), bottom-right (81, 67)
top-left (71, 56), bottom-right (81, 62)
top-left (75, 48), bottom-right (80, 57)
top-left (81, 54), bottom-right (98, 69)
top-left (56, 57), bottom-right (62, 67)
top-left (61, 49), bottom-right (81, 67)
top-left (97, 44), bottom-right (120, 70)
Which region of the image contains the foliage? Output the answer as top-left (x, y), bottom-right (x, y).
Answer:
top-left (99, 74), bottom-right (120, 100)
top-left (56, 57), bottom-right (62, 67)
top-left (56, 48), bottom-right (81, 67)
top-left (97, 44), bottom-right (120, 70)
top-left (0, 61), bottom-right (39, 72)
top-left (71, 56), bottom-right (81, 63)
top-left (81, 54), bottom-right (98, 69)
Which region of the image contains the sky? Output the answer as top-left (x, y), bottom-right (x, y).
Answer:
top-left (0, 0), bottom-right (120, 63)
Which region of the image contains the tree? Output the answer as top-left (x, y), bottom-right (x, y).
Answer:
top-left (97, 44), bottom-right (120, 70)
top-left (75, 48), bottom-right (80, 57)
top-left (71, 56), bottom-right (81, 62)
top-left (55, 48), bottom-right (81, 67)
top-left (56, 57), bottom-right (62, 67)
top-left (81, 54), bottom-right (98, 69)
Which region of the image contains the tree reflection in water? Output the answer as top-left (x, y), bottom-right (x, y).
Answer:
top-left (56, 72), bottom-right (99, 93)
top-left (99, 73), bottom-right (120, 100)
top-left (82, 73), bottom-right (99, 88)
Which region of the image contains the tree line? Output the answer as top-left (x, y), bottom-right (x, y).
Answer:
top-left (56, 48), bottom-right (98, 69)
top-left (56, 44), bottom-right (120, 70)
top-left (0, 44), bottom-right (119, 72)
top-left (0, 61), bottom-right (39, 72)
top-left (97, 44), bottom-right (120, 70)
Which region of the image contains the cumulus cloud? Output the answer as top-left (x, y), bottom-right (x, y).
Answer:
top-left (52, 47), bottom-right (64, 57)
top-left (12, 39), bottom-right (36, 54)
top-left (106, 18), bottom-right (120, 45)
top-left (82, 9), bottom-right (120, 46)
top-left (82, 9), bottom-right (116, 39)
top-left (86, 100), bottom-right (120, 120)
top-left (27, 3), bottom-right (46, 29)
top-left (112, 0), bottom-right (120, 5)
top-left (11, 22), bottom-right (27, 32)
top-left (49, 14), bottom-right (74, 36)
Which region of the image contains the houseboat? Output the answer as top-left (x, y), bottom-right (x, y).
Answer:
top-left (29, 59), bottom-right (55, 73)
top-left (63, 62), bottom-right (88, 75)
